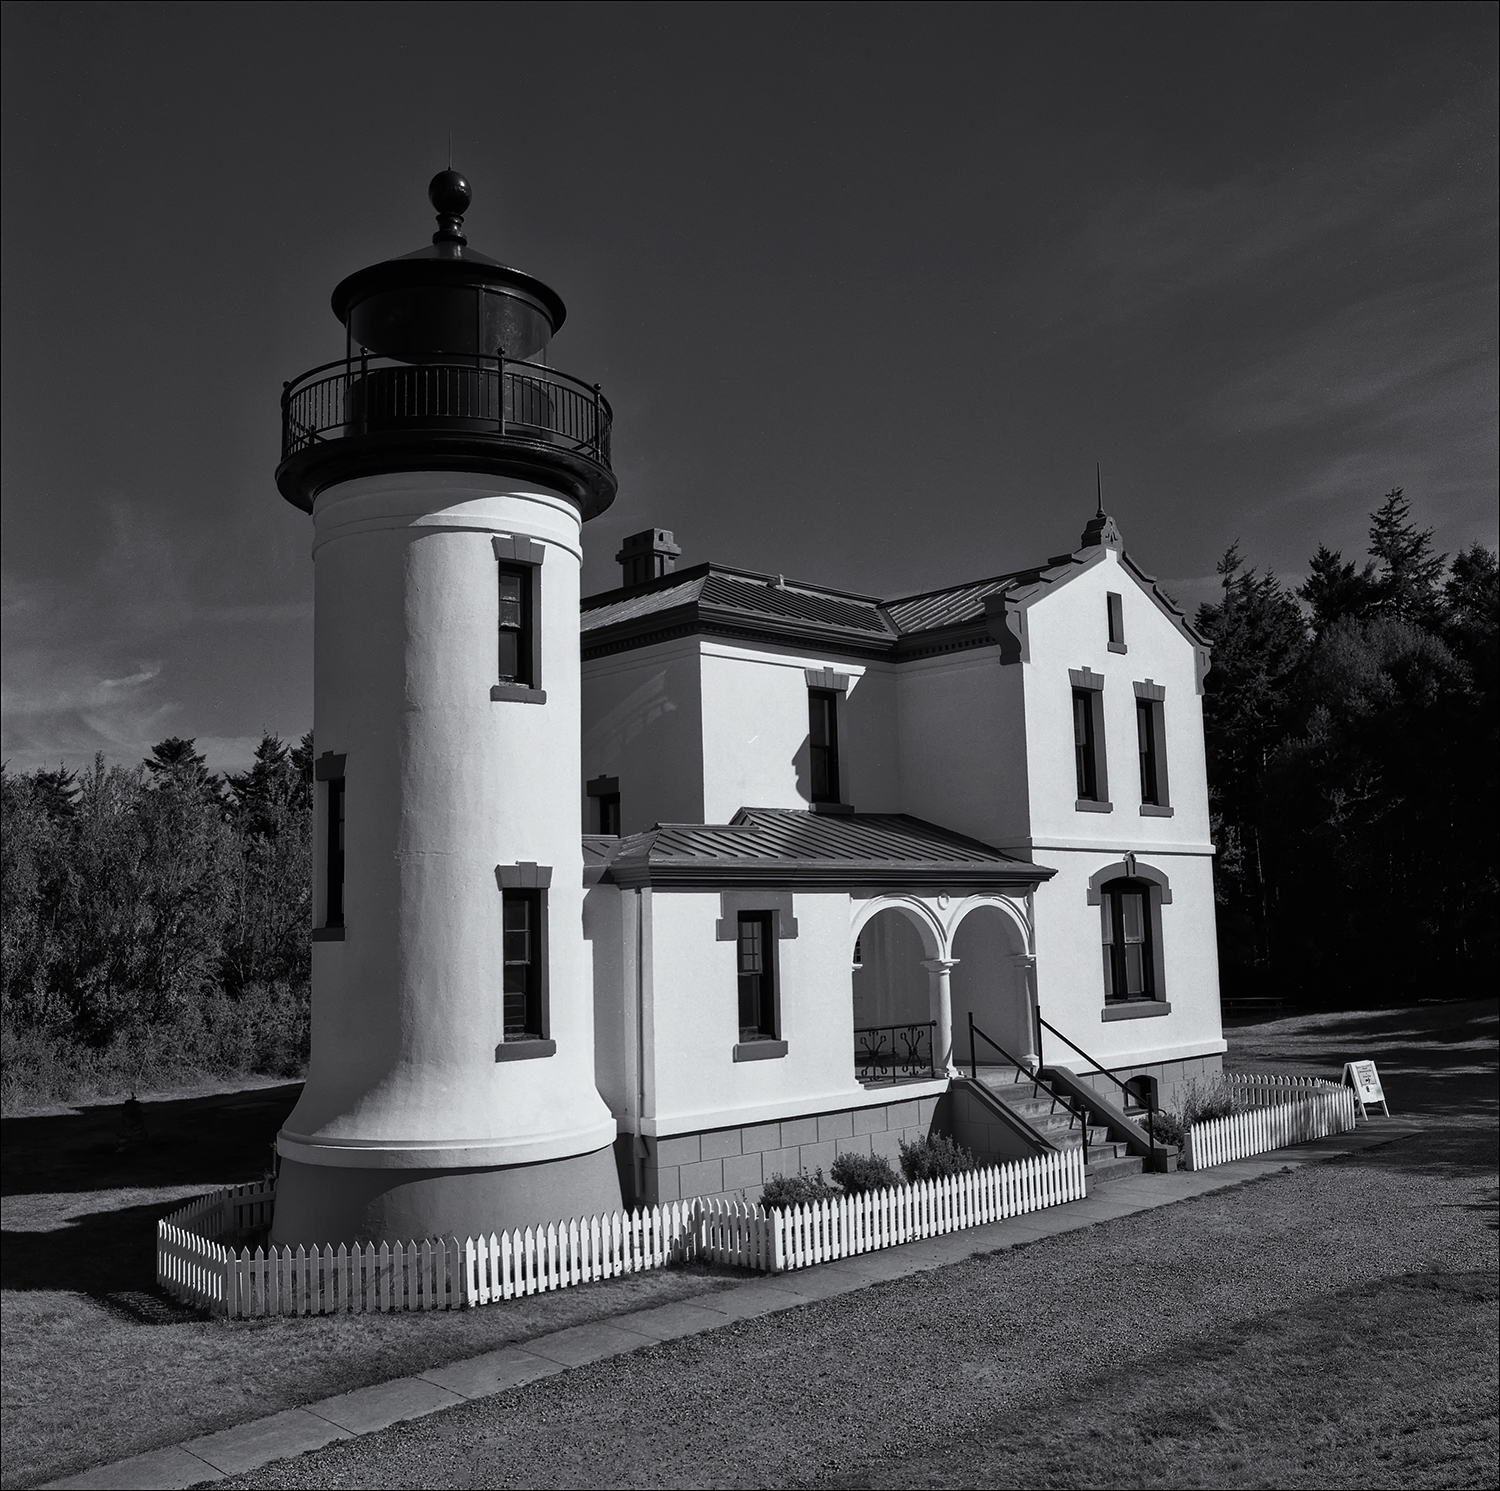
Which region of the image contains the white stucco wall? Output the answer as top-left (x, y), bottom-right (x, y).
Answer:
top-left (1031, 848), bottom-right (1225, 1068)
top-left (282, 470), bottom-right (616, 1173)
top-left (895, 650), bottom-right (1029, 843)
top-left (641, 889), bottom-right (878, 1134)
top-left (1019, 548), bottom-right (1211, 850)
top-left (581, 638), bottom-right (704, 832)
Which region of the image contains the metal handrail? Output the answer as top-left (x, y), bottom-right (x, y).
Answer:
top-left (1037, 1015), bottom-right (1158, 1168)
top-left (279, 351), bottom-right (613, 470)
top-left (969, 1014), bottom-right (1090, 1165)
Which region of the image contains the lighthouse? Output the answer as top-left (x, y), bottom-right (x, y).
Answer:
top-left (270, 172), bottom-right (623, 1246)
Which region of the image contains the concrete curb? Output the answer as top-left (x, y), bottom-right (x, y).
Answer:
top-left (41, 1119), bottom-right (1418, 1490)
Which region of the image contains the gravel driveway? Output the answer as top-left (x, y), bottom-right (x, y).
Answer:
top-left (215, 1108), bottom-right (1496, 1490)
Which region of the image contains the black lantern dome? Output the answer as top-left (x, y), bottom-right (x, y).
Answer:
top-left (276, 173), bottom-right (614, 518)
top-left (329, 172), bottom-right (567, 363)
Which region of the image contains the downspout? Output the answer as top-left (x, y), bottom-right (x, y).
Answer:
top-left (635, 886), bottom-right (648, 1203)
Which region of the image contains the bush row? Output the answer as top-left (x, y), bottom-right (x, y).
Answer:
top-left (760, 1133), bottom-right (980, 1208)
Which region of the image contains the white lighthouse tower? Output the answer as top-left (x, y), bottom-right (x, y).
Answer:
top-left (270, 172), bottom-right (623, 1246)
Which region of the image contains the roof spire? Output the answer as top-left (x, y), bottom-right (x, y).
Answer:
top-left (1096, 461), bottom-right (1105, 519)
top-left (1080, 465), bottom-right (1123, 551)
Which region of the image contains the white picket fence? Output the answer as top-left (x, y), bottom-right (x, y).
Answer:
top-left (1225, 1071), bottom-right (1341, 1107)
top-left (158, 1149), bottom-right (1086, 1317)
top-left (766, 1148), bottom-right (1086, 1272)
top-left (1185, 1086), bottom-right (1358, 1171)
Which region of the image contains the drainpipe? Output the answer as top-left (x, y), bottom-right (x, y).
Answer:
top-left (921, 957), bottom-right (960, 1076)
top-left (634, 887), bottom-right (649, 1203)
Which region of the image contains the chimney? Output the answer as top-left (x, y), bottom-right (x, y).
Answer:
top-left (615, 528), bottom-right (681, 588)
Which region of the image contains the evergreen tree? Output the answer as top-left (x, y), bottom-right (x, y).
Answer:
top-left (1367, 488), bottom-right (1446, 625)
top-left (1298, 544), bottom-right (1381, 634)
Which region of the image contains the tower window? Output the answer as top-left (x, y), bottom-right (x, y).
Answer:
top-left (808, 688), bottom-right (841, 804)
top-left (502, 890), bottom-right (546, 1039)
top-left (1101, 879), bottom-right (1155, 1002)
top-left (326, 778), bottom-right (346, 928)
top-left (736, 911), bottom-right (777, 1041)
top-left (497, 565), bottom-right (532, 686)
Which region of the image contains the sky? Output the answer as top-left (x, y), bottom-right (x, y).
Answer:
top-left (2, 1), bottom-right (1496, 775)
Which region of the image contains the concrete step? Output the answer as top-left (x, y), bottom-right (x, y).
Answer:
top-left (1085, 1152), bottom-right (1145, 1182)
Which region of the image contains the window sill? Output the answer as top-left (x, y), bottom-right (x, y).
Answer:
top-left (810, 802), bottom-right (854, 815)
top-left (1107, 641), bottom-right (1128, 654)
top-left (1101, 1000), bottom-right (1171, 1022)
top-left (1140, 804), bottom-right (1174, 817)
top-left (495, 1038), bottom-right (556, 1061)
top-left (1075, 799), bottom-right (1114, 814)
top-left (312, 926), bottom-right (345, 942)
top-left (490, 684), bottom-right (547, 704)
top-left (733, 1039), bottom-right (788, 1062)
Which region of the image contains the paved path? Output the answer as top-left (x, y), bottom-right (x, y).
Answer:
top-left (45, 1120), bottom-right (1419, 1491)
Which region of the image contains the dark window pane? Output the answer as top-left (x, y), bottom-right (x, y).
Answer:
top-left (497, 566), bottom-right (531, 685)
top-left (501, 891), bottom-right (543, 1038)
top-left (598, 793), bottom-right (621, 835)
top-left (326, 779), bottom-right (345, 927)
top-left (1073, 690), bottom-right (1097, 800)
top-left (1108, 592), bottom-right (1124, 645)
top-left (1137, 699), bottom-right (1159, 804)
top-left (808, 690), bottom-right (840, 803)
top-left (736, 912), bottom-right (775, 1039)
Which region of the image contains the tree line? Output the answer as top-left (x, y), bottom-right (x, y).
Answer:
top-left (1195, 490), bottom-right (1497, 1007)
top-left (1, 734), bottom-right (313, 1104)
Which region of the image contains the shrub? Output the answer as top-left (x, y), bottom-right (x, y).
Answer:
top-left (759, 1169), bottom-right (840, 1209)
top-left (1145, 1108), bottom-right (1187, 1149)
top-left (898, 1132), bottom-right (977, 1183)
top-left (829, 1151), bottom-right (900, 1195)
top-left (1177, 1077), bottom-right (1243, 1127)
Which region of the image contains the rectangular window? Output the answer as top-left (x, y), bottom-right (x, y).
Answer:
top-left (497, 566), bottom-right (531, 686)
top-left (596, 792), bottom-right (621, 836)
top-left (326, 778), bottom-right (345, 928)
top-left (736, 911), bottom-right (777, 1040)
top-left (1102, 883), bottom-right (1154, 1002)
top-left (1073, 689), bottom-right (1098, 801)
top-left (808, 689), bottom-right (840, 804)
top-left (1137, 699), bottom-right (1160, 805)
top-left (502, 890), bottom-right (545, 1039)
top-left (1107, 591), bottom-right (1126, 651)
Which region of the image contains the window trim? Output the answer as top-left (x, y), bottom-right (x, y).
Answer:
top-left (1069, 668), bottom-right (1111, 812)
top-left (490, 535), bottom-right (546, 704)
top-left (716, 892), bottom-right (795, 1060)
top-left (495, 862), bottom-right (552, 1056)
top-left (587, 775), bottom-right (621, 836)
top-left (807, 686), bottom-right (843, 806)
top-left (1087, 858), bottom-right (1170, 1014)
top-left (1133, 680), bottom-right (1172, 815)
top-left (1107, 591), bottom-right (1127, 653)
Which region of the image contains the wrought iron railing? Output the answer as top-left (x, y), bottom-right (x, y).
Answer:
top-left (280, 352), bottom-right (612, 469)
top-left (854, 1021), bottom-right (937, 1084)
top-left (1037, 1015), bottom-right (1158, 1169)
top-left (968, 1014), bottom-right (1091, 1165)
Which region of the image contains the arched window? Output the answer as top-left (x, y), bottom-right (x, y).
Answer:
top-left (1100, 878), bottom-right (1156, 1003)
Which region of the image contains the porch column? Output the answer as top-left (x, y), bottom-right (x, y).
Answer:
top-left (1014, 954), bottom-right (1039, 1069)
top-left (921, 957), bottom-right (960, 1076)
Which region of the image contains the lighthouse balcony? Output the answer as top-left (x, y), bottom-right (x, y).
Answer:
top-left (276, 353), bottom-right (616, 517)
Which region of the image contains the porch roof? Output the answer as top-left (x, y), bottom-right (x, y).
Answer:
top-left (598, 808), bottom-right (1054, 890)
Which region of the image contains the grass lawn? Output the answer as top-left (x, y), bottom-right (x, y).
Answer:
top-left (2, 998), bottom-right (1495, 1489)
top-left (827, 1270), bottom-right (1499, 1489)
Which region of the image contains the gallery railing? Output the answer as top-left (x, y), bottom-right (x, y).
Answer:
top-left (280, 352), bottom-right (613, 470)
top-left (854, 1021), bottom-right (938, 1084)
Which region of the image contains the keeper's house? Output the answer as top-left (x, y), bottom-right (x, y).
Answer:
top-left (578, 512), bottom-right (1225, 1208)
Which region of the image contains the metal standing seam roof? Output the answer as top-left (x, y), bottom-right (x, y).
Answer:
top-left (600, 808), bottom-right (1053, 889)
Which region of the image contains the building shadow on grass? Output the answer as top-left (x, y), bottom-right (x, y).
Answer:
top-left (1, 1083), bottom-right (302, 1199)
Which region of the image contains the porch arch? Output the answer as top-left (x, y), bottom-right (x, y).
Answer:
top-left (850, 897), bottom-right (947, 1080)
top-left (948, 899), bottom-right (1036, 1067)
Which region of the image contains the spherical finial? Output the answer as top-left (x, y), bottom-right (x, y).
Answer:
top-left (428, 169), bottom-right (472, 217)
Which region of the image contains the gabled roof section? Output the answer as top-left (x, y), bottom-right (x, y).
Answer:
top-left (600, 808), bottom-right (1053, 890)
top-left (580, 513), bottom-right (1209, 667)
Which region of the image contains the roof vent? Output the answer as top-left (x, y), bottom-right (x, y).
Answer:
top-left (616, 529), bottom-right (681, 588)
